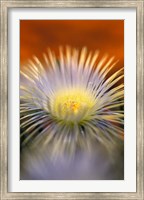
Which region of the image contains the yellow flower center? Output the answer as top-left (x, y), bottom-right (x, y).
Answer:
top-left (51, 88), bottom-right (95, 122)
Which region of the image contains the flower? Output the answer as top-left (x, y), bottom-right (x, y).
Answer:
top-left (20, 46), bottom-right (124, 158)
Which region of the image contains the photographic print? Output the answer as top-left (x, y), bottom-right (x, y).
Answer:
top-left (20, 20), bottom-right (124, 180)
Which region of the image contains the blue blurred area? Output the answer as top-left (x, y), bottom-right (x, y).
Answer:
top-left (20, 141), bottom-right (124, 180)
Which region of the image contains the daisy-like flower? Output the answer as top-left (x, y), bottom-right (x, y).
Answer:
top-left (20, 46), bottom-right (124, 159)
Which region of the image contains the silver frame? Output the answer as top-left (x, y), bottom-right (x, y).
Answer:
top-left (0, 0), bottom-right (143, 199)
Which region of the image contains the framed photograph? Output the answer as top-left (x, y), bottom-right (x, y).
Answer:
top-left (0, 0), bottom-right (143, 199)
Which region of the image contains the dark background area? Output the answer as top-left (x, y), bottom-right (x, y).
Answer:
top-left (20, 20), bottom-right (124, 70)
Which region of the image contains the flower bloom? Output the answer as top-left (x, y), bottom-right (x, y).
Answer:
top-left (20, 47), bottom-right (124, 158)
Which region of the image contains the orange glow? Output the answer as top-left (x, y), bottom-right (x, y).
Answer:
top-left (20, 20), bottom-right (124, 72)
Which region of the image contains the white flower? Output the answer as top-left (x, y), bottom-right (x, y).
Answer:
top-left (20, 46), bottom-right (124, 158)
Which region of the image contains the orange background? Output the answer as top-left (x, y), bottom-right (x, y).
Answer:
top-left (20, 20), bottom-right (124, 70)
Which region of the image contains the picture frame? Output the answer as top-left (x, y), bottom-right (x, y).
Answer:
top-left (0, 0), bottom-right (143, 199)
